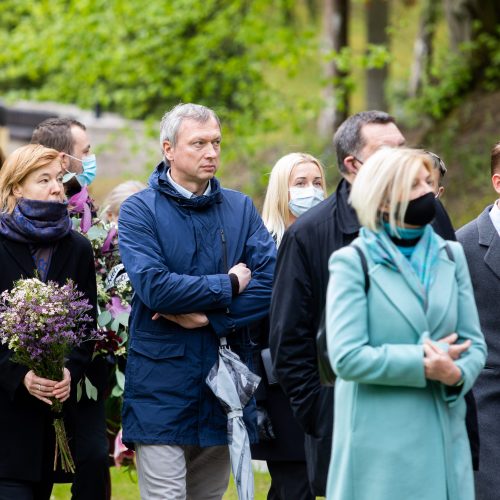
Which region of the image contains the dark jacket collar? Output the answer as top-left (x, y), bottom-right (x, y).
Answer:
top-left (478, 205), bottom-right (497, 247)
top-left (477, 205), bottom-right (500, 280)
top-left (149, 160), bottom-right (223, 210)
top-left (335, 178), bottom-right (360, 235)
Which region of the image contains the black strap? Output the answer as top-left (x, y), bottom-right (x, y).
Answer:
top-left (316, 243), bottom-right (369, 387)
top-left (352, 244), bottom-right (370, 293)
top-left (444, 242), bottom-right (455, 262)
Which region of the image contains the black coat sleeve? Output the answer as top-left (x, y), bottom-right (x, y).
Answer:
top-left (0, 346), bottom-right (29, 401)
top-left (269, 229), bottom-right (323, 434)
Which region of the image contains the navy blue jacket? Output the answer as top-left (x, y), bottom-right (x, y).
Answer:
top-left (118, 161), bottom-right (276, 446)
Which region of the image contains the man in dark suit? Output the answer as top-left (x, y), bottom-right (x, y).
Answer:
top-left (270, 110), bottom-right (479, 496)
top-left (31, 119), bottom-right (110, 500)
top-left (457, 141), bottom-right (500, 500)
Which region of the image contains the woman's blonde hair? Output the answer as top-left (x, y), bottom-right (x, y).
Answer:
top-left (262, 153), bottom-right (326, 246)
top-left (0, 144), bottom-right (61, 213)
top-left (101, 180), bottom-right (146, 221)
top-left (350, 147), bottom-right (433, 233)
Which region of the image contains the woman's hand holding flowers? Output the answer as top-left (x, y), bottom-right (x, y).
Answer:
top-left (24, 367), bottom-right (71, 405)
top-left (52, 368), bottom-right (71, 402)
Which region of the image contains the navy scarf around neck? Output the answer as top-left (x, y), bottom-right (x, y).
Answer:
top-left (0, 198), bottom-right (72, 244)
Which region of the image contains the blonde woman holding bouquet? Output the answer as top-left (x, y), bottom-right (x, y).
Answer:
top-left (0, 144), bottom-right (97, 500)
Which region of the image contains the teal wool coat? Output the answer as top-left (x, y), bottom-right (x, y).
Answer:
top-left (325, 237), bottom-right (486, 500)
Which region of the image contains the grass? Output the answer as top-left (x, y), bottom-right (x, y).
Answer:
top-left (51, 466), bottom-right (272, 500)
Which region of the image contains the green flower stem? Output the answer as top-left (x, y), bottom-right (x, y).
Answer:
top-left (53, 416), bottom-right (75, 473)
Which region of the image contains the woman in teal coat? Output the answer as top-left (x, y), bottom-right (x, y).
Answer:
top-left (325, 147), bottom-right (486, 500)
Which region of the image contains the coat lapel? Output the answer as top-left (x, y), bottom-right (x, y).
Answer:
top-left (426, 252), bottom-right (456, 332)
top-left (477, 206), bottom-right (500, 281)
top-left (370, 265), bottom-right (428, 338)
top-left (1, 239), bottom-right (35, 278)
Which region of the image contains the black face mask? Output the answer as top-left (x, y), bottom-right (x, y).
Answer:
top-left (403, 192), bottom-right (436, 226)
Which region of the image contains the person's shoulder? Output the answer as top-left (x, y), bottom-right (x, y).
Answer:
top-left (220, 186), bottom-right (250, 203)
top-left (120, 186), bottom-right (157, 217)
top-left (328, 241), bottom-right (364, 275)
top-left (220, 187), bottom-right (258, 216)
top-left (456, 219), bottom-right (477, 237)
top-left (443, 239), bottom-right (471, 269)
top-left (330, 238), bottom-right (362, 261)
top-left (456, 211), bottom-right (483, 243)
top-left (445, 239), bottom-right (464, 256)
top-left (124, 186), bottom-right (154, 205)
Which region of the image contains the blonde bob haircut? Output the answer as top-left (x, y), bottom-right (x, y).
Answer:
top-left (349, 147), bottom-right (434, 234)
top-left (0, 144), bottom-right (61, 214)
top-left (101, 180), bottom-right (146, 221)
top-left (262, 152), bottom-right (326, 246)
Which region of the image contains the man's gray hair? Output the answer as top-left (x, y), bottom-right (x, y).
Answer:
top-left (159, 103), bottom-right (221, 153)
top-left (333, 110), bottom-right (395, 174)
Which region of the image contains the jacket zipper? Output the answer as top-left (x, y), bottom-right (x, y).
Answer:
top-left (220, 228), bottom-right (228, 272)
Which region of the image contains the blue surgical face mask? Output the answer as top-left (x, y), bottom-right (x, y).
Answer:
top-left (288, 186), bottom-right (325, 217)
top-left (63, 153), bottom-right (98, 186)
top-left (77, 154), bottom-right (97, 186)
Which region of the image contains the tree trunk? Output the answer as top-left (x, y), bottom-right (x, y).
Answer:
top-left (444, 0), bottom-right (499, 46)
top-left (409, 0), bottom-right (440, 97)
top-left (365, 0), bottom-right (389, 110)
top-left (444, 0), bottom-right (500, 80)
top-left (444, 0), bottom-right (475, 50)
top-left (317, 0), bottom-right (349, 138)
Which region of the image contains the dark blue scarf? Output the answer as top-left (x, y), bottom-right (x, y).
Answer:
top-left (0, 198), bottom-right (72, 243)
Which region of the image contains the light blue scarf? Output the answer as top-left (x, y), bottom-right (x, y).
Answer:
top-left (360, 224), bottom-right (442, 308)
top-left (383, 222), bottom-right (424, 259)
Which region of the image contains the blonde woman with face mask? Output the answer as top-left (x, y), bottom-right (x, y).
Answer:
top-left (251, 153), bottom-right (326, 500)
top-left (262, 153), bottom-right (326, 247)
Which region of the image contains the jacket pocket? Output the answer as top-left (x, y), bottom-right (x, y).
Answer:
top-left (132, 341), bottom-right (185, 360)
top-left (126, 336), bottom-right (186, 401)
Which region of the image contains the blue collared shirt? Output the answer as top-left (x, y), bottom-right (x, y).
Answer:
top-left (167, 168), bottom-right (212, 199)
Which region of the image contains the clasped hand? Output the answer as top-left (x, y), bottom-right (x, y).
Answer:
top-left (152, 311), bottom-right (209, 329)
top-left (24, 368), bottom-right (71, 405)
top-left (423, 333), bottom-right (471, 386)
top-left (152, 262), bottom-right (252, 329)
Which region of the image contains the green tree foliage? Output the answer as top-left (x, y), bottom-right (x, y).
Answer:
top-left (0, 0), bottom-right (313, 134)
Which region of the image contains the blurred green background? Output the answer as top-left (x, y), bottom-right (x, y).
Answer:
top-left (1, 2), bottom-right (499, 498)
top-left (1, 0), bottom-right (499, 228)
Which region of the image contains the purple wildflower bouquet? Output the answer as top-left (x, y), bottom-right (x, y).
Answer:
top-left (0, 277), bottom-right (96, 473)
top-left (68, 187), bottom-right (132, 460)
top-left (69, 187), bottom-right (131, 401)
